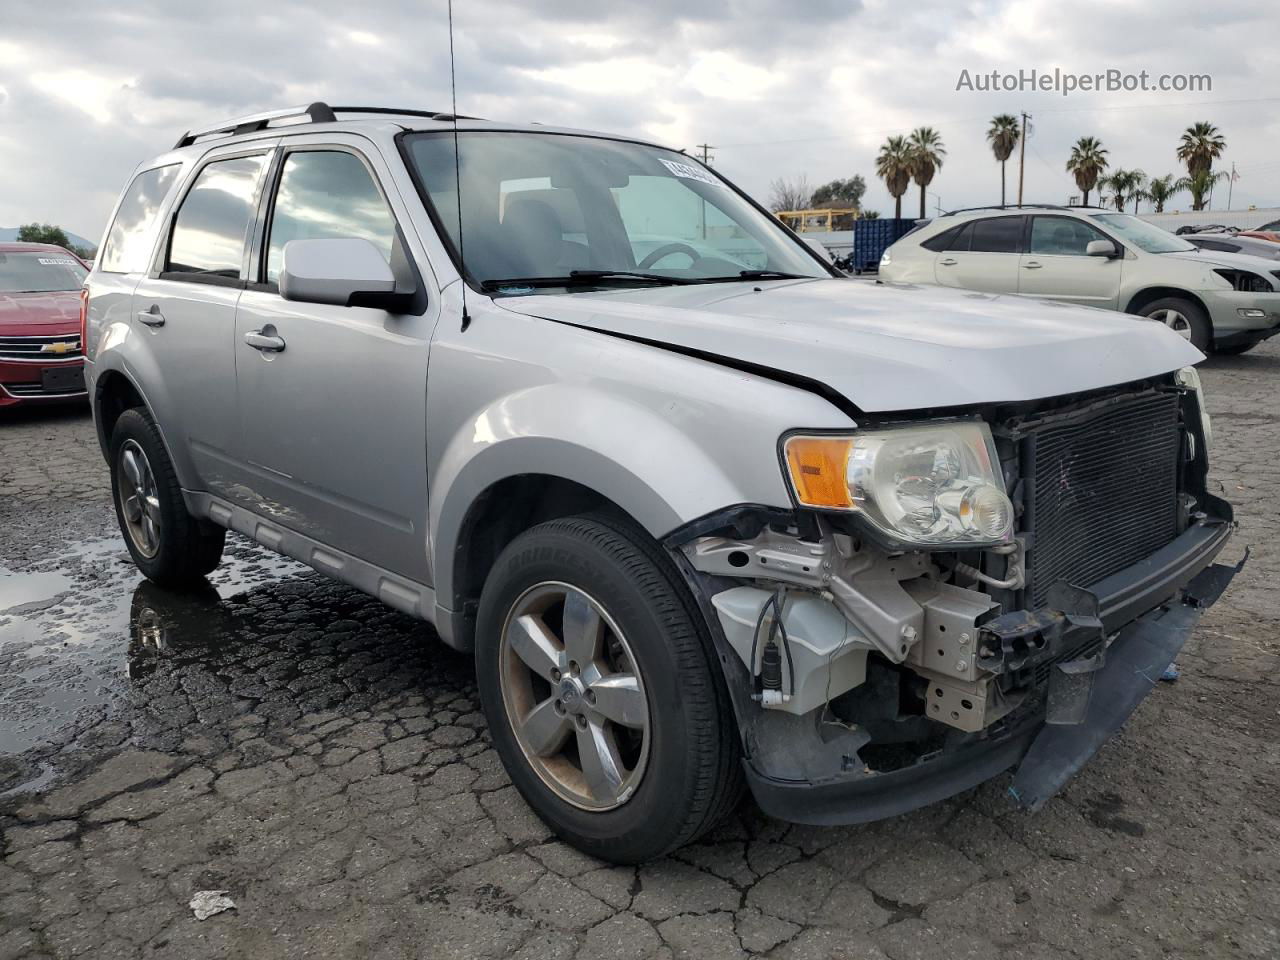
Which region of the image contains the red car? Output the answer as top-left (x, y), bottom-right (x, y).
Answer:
top-left (0, 242), bottom-right (89, 408)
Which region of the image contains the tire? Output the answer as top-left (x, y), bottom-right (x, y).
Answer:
top-left (1139, 296), bottom-right (1211, 351)
top-left (1215, 341), bottom-right (1258, 356)
top-left (475, 515), bottom-right (742, 863)
top-left (109, 408), bottom-right (225, 587)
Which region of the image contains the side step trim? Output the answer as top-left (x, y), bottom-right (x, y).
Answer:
top-left (183, 490), bottom-right (438, 626)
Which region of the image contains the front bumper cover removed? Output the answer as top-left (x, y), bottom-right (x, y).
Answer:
top-left (734, 517), bottom-right (1243, 826)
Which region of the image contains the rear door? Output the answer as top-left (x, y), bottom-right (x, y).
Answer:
top-left (1018, 215), bottom-right (1123, 307)
top-left (130, 144), bottom-right (275, 495)
top-left (232, 136), bottom-right (436, 582)
top-left (933, 215), bottom-right (1024, 293)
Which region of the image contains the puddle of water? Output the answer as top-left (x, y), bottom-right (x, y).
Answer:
top-left (0, 534), bottom-right (306, 757)
top-left (0, 570), bottom-right (73, 612)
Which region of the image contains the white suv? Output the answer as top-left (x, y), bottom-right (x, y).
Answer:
top-left (880, 205), bottom-right (1280, 354)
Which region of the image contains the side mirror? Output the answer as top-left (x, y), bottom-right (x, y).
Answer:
top-left (1086, 239), bottom-right (1118, 259)
top-left (803, 237), bottom-right (834, 263)
top-left (280, 238), bottom-right (398, 307)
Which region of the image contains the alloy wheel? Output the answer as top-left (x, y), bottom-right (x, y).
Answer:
top-left (118, 439), bottom-right (161, 558)
top-left (498, 581), bottom-right (651, 811)
top-left (1148, 307), bottom-right (1193, 340)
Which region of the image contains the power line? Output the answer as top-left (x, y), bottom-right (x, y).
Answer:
top-left (694, 143), bottom-right (715, 165)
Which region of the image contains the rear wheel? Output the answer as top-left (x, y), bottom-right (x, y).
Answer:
top-left (475, 515), bottom-right (742, 862)
top-left (110, 408), bottom-right (224, 586)
top-left (1139, 296), bottom-right (1211, 351)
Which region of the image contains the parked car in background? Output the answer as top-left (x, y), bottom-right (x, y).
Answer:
top-left (879, 206), bottom-right (1280, 354)
top-left (1185, 232), bottom-right (1280, 261)
top-left (1239, 219), bottom-right (1280, 244)
top-left (0, 242), bottom-right (89, 408)
top-left (85, 105), bottom-right (1239, 862)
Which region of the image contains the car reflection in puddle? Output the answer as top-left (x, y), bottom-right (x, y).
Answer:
top-left (0, 533), bottom-right (465, 795)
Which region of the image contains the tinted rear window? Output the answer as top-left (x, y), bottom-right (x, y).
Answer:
top-left (99, 165), bottom-right (180, 274)
top-left (0, 252), bottom-right (88, 293)
top-left (969, 217), bottom-right (1024, 253)
top-left (166, 155), bottom-right (268, 279)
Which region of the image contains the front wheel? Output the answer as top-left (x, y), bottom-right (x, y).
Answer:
top-left (475, 516), bottom-right (742, 862)
top-left (110, 408), bottom-right (225, 586)
top-left (1139, 296), bottom-right (1211, 351)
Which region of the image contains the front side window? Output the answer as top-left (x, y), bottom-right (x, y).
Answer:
top-left (405, 131), bottom-right (828, 290)
top-left (1090, 213), bottom-right (1193, 254)
top-left (969, 216), bottom-right (1024, 253)
top-left (100, 164), bottom-right (180, 274)
top-left (0, 252), bottom-right (88, 293)
top-left (265, 151), bottom-right (398, 284)
top-left (1029, 217), bottom-right (1109, 256)
top-left (166, 154), bottom-right (268, 279)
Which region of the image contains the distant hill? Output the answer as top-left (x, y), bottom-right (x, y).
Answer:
top-left (0, 227), bottom-right (97, 251)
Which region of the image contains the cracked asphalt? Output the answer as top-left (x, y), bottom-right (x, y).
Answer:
top-left (2, 347), bottom-right (1278, 960)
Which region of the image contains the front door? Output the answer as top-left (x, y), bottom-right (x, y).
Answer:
top-left (130, 147), bottom-right (274, 497)
top-left (933, 215), bottom-right (1025, 294)
top-left (233, 142), bottom-right (435, 582)
top-left (1018, 215), bottom-right (1123, 307)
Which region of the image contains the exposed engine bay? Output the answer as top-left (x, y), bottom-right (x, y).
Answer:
top-left (671, 375), bottom-right (1241, 819)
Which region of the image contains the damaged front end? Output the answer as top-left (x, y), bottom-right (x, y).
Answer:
top-left (668, 375), bottom-right (1243, 824)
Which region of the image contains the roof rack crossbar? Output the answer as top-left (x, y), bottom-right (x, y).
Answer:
top-left (174, 102), bottom-right (479, 149)
top-left (941, 203), bottom-right (1109, 216)
top-left (174, 102), bottom-right (337, 149)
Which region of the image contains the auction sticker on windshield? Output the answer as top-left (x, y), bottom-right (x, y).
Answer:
top-left (658, 158), bottom-right (720, 186)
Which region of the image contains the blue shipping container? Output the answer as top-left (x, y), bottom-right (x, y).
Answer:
top-left (850, 219), bottom-right (917, 273)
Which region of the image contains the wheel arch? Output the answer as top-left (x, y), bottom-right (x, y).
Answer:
top-left (93, 367), bottom-right (148, 456)
top-left (1124, 286), bottom-right (1211, 324)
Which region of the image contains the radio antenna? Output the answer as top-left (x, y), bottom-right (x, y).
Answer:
top-left (448, 0), bottom-right (470, 330)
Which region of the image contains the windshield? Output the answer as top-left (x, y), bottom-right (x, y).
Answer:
top-left (0, 251), bottom-right (87, 293)
top-left (404, 131), bottom-right (829, 291)
top-left (1089, 213), bottom-right (1195, 254)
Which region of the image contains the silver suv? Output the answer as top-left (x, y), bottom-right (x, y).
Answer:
top-left (879, 205), bottom-right (1280, 354)
top-left (84, 104), bottom-right (1240, 862)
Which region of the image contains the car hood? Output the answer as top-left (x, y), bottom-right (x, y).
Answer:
top-left (0, 290), bottom-right (82, 333)
top-left (1165, 249), bottom-right (1280, 273)
top-left (494, 278), bottom-right (1202, 413)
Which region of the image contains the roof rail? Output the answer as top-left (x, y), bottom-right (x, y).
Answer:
top-left (173, 102), bottom-right (476, 149)
top-left (942, 203), bottom-right (1109, 216)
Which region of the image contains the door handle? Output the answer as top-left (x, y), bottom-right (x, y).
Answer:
top-left (244, 330), bottom-right (286, 352)
top-left (1022, 261), bottom-right (1043, 270)
top-left (136, 306), bottom-right (165, 327)
top-left (939, 258), bottom-right (957, 266)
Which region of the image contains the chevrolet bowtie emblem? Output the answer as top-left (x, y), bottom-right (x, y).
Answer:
top-left (39, 340), bottom-right (79, 355)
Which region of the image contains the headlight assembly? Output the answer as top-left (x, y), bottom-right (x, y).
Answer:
top-left (783, 422), bottom-right (1014, 547)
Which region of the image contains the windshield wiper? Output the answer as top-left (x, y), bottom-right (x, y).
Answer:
top-left (735, 270), bottom-right (809, 280)
top-left (480, 271), bottom-right (694, 291)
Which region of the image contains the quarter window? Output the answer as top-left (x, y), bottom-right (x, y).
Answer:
top-left (969, 217), bottom-right (1024, 253)
top-left (99, 165), bottom-right (180, 274)
top-left (166, 155), bottom-right (268, 279)
top-left (1029, 217), bottom-right (1109, 256)
top-left (265, 151), bottom-right (397, 285)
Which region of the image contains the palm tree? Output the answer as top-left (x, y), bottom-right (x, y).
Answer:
top-left (1177, 169), bottom-right (1229, 212)
top-left (907, 127), bottom-right (946, 219)
top-left (1176, 122), bottom-right (1226, 178)
top-left (1144, 174), bottom-right (1182, 214)
top-left (875, 135), bottom-right (913, 220)
top-left (986, 114), bottom-right (1020, 207)
top-left (1099, 167), bottom-right (1151, 214)
top-left (1065, 137), bottom-right (1109, 207)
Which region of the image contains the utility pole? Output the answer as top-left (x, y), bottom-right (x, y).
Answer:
top-left (1227, 161), bottom-right (1237, 210)
top-left (694, 144), bottom-right (715, 239)
top-left (1016, 112), bottom-right (1030, 207)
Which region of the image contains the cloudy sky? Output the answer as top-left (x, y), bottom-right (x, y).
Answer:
top-left (1, 0), bottom-right (1277, 242)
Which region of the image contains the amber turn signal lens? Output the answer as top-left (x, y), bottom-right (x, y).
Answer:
top-left (783, 436), bottom-right (854, 509)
